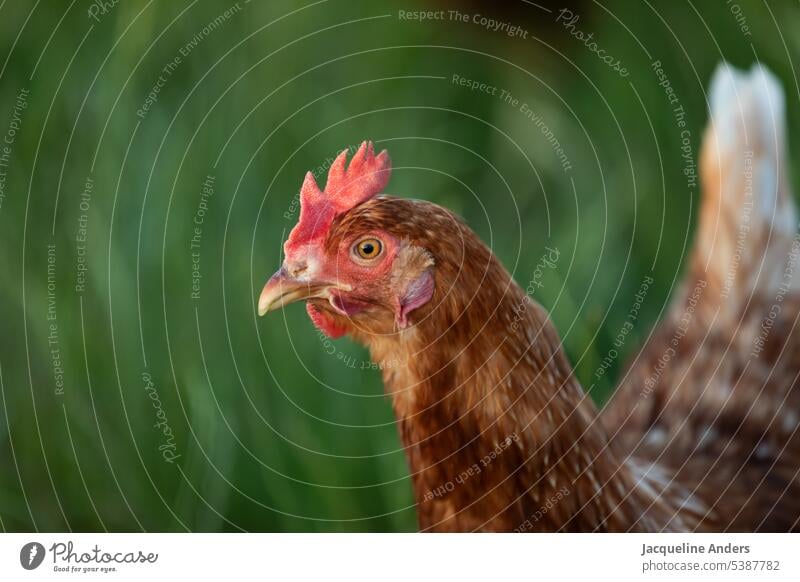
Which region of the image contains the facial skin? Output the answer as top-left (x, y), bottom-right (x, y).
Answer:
top-left (259, 198), bottom-right (436, 338)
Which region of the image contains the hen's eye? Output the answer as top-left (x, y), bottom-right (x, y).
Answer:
top-left (355, 238), bottom-right (383, 260)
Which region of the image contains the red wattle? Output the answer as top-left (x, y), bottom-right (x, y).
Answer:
top-left (306, 303), bottom-right (348, 338)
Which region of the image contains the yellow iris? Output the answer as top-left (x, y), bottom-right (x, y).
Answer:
top-left (355, 238), bottom-right (382, 259)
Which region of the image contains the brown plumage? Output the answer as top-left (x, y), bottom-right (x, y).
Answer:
top-left (604, 64), bottom-right (800, 531)
top-left (260, 64), bottom-right (800, 531)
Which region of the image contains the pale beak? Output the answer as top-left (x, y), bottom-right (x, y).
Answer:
top-left (258, 267), bottom-right (341, 316)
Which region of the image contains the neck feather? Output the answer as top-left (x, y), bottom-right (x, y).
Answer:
top-left (360, 235), bottom-right (704, 531)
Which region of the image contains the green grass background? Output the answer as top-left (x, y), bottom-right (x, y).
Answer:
top-left (0, 0), bottom-right (798, 531)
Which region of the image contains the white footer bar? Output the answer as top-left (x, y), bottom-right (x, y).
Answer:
top-left (0, 533), bottom-right (797, 581)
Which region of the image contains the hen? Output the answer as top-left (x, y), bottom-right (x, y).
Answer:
top-left (259, 64), bottom-right (800, 532)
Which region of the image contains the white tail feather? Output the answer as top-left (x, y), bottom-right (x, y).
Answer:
top-left (695, 63), bottom-right (797, 309)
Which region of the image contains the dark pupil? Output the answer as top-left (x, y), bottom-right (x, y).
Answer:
top-left (362, 243), bottom-right (375, 255)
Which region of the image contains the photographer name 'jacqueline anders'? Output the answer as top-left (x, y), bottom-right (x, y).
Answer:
top-left (641, 543), bottom-right (750, 556)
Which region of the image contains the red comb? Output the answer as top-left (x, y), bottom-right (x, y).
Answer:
top-left (284, 141), bottom-right (391, 255)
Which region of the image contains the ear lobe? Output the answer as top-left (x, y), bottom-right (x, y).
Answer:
top-left (396, 269), bottom-right (435, 329)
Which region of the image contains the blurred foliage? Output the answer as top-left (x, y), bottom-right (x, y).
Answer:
top-left (0, 0), bottom-right (798, 531)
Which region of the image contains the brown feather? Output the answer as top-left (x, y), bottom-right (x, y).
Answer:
top-left (296, 64), bottom-right (800, 531)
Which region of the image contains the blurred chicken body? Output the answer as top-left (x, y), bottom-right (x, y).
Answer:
top-left (260, 64), bottom-right (800, 531)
